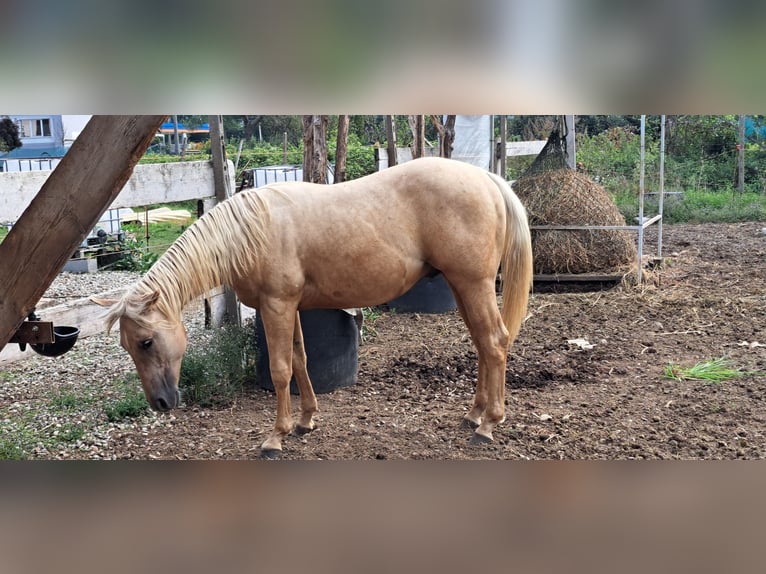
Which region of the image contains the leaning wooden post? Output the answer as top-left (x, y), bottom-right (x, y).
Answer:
top-left (207, 115), bottom-right (240, 327)
top-left (0, 115), bottom-right (166, 352)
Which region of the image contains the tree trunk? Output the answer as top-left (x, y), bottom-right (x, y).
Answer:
top-left (302, 115), bottom-right (329, 183)
top-left (431, 115), bottom-right (456, 158)
top-left (334, 115), bottom-right (349, 183)
top-left (408, 115), bottom-right (425, 159)
top-left (385, 115), bottom-right (397, 167)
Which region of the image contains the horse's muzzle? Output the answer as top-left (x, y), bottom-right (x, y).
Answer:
top-left (149, 382), bottom-right (181, 412)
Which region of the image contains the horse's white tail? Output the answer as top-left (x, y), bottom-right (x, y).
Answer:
top-left (487, 172), bottom-right (533, 346)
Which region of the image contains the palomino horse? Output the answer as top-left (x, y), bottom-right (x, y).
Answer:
top-left (93, 157), bottom-right (533, 457)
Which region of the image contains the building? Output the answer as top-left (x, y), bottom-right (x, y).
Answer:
top-left (0, 115), bottom-right (69, 171)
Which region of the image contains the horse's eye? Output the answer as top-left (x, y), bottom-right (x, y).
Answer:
top-left (141, 338), bottom-right (153, 350)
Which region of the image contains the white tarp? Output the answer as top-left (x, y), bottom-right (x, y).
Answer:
top-left (451, 115), bottom-right (492, 169)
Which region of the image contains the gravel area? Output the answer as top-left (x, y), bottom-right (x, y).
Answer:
top-left (36, 270), bottom-right (142, 310)
top-left (1, 271), bottom-right (206, 459)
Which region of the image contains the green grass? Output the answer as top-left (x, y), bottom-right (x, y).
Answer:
top-left (664, 358), bottom-right (747, 384)
top-left (614, 189), bottom-right (766, 224)
top-left (0, 413), bottom-right (45, 460)
top-left (48, 389), bottom-right (93, 411)
top-left (104, 374), bottom-right (150, 422)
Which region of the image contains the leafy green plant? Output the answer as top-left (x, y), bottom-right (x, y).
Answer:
top-left (179, 322), bottom-right (258, 407)
top-left (111, 231), bottom-right (160, 272)
top-left (361, 306), bottom-right (383, 339)
top-left (664, 358), bottom-right (746, 383)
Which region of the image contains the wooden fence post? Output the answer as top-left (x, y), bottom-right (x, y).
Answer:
top-left (207, 115), bottom-right (240, 327)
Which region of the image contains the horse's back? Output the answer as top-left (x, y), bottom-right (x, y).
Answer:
top-left (248, 157), bottom-right (507, 308)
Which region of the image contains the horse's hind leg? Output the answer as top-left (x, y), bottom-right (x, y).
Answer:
top-left (451, 279), bottom-right (510, 443)
top-left (291, 311), bottom-right (318, 434)
top-left (450, 290), bottom-right (486, 430)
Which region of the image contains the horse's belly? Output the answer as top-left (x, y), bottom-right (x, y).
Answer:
top-left (299, 261), bottom-right (429, 309)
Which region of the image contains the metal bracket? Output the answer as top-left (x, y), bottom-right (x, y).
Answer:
top-left (9, 321), bottom-right (55, 345)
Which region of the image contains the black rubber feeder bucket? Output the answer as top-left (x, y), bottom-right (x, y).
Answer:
top-left (31, 326), bottom-right (80, 357)
top-left (256, 309), bottom-right (359, 395)
top-left (387, 273), bottom-right (457, 314)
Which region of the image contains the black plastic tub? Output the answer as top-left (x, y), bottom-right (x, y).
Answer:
top-left (30, 326), bottom-right (80, 357)
top-left (387, 273), bottom-right (457, 314)
top-left (256, 309), bottom-right (359, 395)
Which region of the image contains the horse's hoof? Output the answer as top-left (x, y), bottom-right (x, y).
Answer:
top-left (260, 448), bottom-right (282, 460)
top-left (293, 424), bottom-right (315, 436)
top-left (461, 417), bottom-right (480, 430)
top-left (470, 431), bottom-right (493, 445)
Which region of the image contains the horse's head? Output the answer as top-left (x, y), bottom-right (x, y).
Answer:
top-left (93, 290), bottom-right (187, 412)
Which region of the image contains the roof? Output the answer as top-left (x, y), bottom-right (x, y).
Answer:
top-left (159, 122), bottom-right (210, 134)
top-left (0, 145), bottom-right (68, 159)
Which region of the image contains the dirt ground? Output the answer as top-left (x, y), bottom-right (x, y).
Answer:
top-left (86, 220), bottom-right (765, 460)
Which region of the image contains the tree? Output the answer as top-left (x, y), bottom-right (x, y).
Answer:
top-left (302, 115), bottom-right (329, 183)
top-left (408, 115), bottom-right (425, 158)
top-left (0, 117), bottom-right (22, 153)
top-left (334, 115), bottom-right (349, 183)
top-left (431, 115), bottom-right (456, 158)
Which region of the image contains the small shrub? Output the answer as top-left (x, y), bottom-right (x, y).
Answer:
top-left (179, 322), bottom-right (258, 407)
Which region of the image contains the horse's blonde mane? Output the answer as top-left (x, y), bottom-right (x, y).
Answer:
top-left (103, 189), bottom-right (275, 330)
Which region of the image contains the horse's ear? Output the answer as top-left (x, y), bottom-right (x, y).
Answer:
top-left (136, 289), bottom-right (161, 311)
top-left (90, 297), bottom-right (119, 307)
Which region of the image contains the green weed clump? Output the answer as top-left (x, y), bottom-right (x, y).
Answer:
top-left (104, 374), bottom-right (150, 422)
top-left (664, 358), bottom-right (746, 384)
top-left (179, 322), bottom-right (258, 408)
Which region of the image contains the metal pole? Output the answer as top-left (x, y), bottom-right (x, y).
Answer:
top-left (637, 115), bottom-right (646, 283)
top-left (172, 115), bottom-right (180, 155)
top-left (564, 115), bottom-right (576, 170)
top-left (658, 115), bottom-right (666, 259)
top-left (500, 115), bottom-right (507, 179)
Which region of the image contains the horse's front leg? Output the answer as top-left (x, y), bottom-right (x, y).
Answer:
top-left (291, 311), bottom-right (318, 434)
top-left (259, 302), bottom-right (298, 458)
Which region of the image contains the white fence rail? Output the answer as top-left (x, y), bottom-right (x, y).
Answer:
top-left (0, 160), bottom-right (233, 224)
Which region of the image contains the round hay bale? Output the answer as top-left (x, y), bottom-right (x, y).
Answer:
top-left (513, 168), bottom-right (637, 275)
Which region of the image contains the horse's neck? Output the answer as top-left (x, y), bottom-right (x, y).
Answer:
top-left (141, 240), bottom-right (235, 315)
